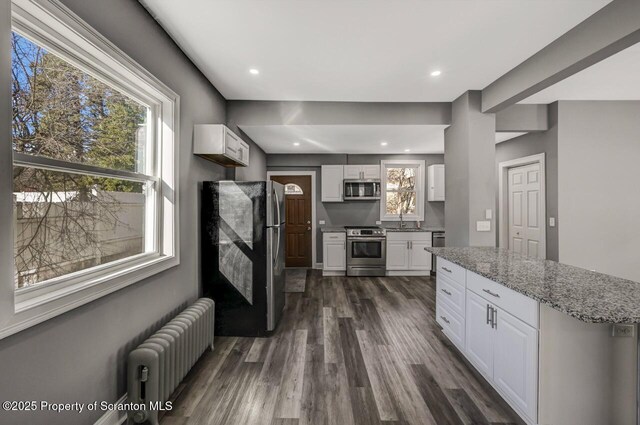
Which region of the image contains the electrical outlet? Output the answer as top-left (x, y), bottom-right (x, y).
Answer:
top-left (376, 221), bottom-right (382, 225)
top-left (319, 220), bottom-right (326, 225)
top-left (476, 221), bottom-right (491, 232)
top-left (549, 217), bottom-right (556, 227)
top-left (612, 324), bottom-right (635, 338)
top-left (485, 209), bottom-right (492, 220)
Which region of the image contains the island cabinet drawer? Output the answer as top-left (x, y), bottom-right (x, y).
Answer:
top-left (437, 257), bottom-right (466, 286)
top-left (437, 274), bottom-right (465, 317)
top-left (436, 300), bottom-right (465, 350)
top-left (467, 272), bottom-right (539, 329)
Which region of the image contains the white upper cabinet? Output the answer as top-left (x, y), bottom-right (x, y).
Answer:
top-left (344, 164), bottom-right (380, 180)
top-left (194, 124), bottom-right (249, 167)
top-left (321, 165), bottom-right (344, 202)
top-left (427, 164), bottom-right (445, 201)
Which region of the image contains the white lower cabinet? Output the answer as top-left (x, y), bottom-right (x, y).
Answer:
top-left (434, 256), bottom-right (539, 425)
top-left (385, 231), bottom-right (432, 275)
top-left (494, 308), bottom-right (538, 422)
top-left (322, 232), bottom-right (346, 275)
top-left (464, 288), bottom-right (538, 424)
top-left (464, 291), bottom-right (495, 379)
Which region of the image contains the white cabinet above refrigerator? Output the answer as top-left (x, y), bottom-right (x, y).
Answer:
top-left (194, 124), bottom-right (250, 167)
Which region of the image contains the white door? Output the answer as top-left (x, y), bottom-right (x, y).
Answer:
top-left (343, 165), bottom-right (362, 179)
top-left (409, 240), bottom-right (432, 270)
top-left (324, 241), bottom-right (346, 270)
top-left (386, 240), bottom-right (409, 270)
top-left (508, 163), bottom-right (543, 258)
top-left (493, 309), bottom-right (538, 423)
top-left (321, 165), bottom-right (344, 202)
top-left (465, 291), bottom-right (495, 379)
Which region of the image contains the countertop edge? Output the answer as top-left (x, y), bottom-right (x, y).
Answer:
top-left (426, 247), bottom-right (640, 324)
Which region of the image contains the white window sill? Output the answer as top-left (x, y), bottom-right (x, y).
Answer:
top-left (1, 254), bottom-right (178, 340)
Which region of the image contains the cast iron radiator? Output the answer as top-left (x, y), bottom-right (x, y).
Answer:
top-left (127, 298), bottom-right (215, 424)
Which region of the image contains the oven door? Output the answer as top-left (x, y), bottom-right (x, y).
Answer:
top-left (347, 237), bottom-right (386, 266)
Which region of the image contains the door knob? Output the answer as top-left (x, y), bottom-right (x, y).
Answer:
top-left (307, 221), bottom-right (311, 224)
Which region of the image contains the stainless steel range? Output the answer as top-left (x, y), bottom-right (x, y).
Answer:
top-left (345, 226), bottom-right (387, 277)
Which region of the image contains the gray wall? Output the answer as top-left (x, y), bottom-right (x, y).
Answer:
top-left (0, 0), bottom-right (263, 423)
top-left (267, 154), bottom-right (445, 263)
top-left (445, 91), bottom-right (496, 247)
top-left (226, 112), bottom-right (268, 181)
top-left (557, 100), bottom-right (640, 282)
top-left (495, 102), bottom-right (559, 260)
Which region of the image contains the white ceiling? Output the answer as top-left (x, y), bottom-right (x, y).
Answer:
top-left (521, 42), bottom-right (640, 103)
top-left (141, 0), bottom-right (610, 102)
top-left (238, 125), bottom-right (448, 154)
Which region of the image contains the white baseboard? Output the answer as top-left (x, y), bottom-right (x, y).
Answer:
top-left (386, 270), bottom-right (431, 276)
top-left (94, 394), bottom-right (128, 425)
top-left (314, 262), bottom-right (323, 270)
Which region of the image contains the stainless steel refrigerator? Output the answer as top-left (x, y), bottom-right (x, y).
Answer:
top-left (201, 180), bottom-right (286, 336)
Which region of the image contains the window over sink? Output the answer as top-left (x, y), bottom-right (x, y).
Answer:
top-left (380, 160), bottom-right (425, 222)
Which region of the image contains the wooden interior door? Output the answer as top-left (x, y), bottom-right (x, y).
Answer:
top-left (508, 163), bottom-right (542, 258)
top-left (270, 175), bottom-right (312, 267)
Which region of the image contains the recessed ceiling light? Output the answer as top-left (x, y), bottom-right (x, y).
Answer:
top-left (293, 142), bottom-right (300, 146)
top-left (404, 149), bottom-right (411, 152)
top-left (249, 68), bottom-right (260, 75)
top-left (430, 70), bottom-right (442, 77)
top-left (380, 142), bottom-right (388, 146)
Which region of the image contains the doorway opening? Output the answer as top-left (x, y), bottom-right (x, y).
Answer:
top-left (498, 153), bottom-right (547, 259)
top-left (267, 172), bottom-right (316, 268)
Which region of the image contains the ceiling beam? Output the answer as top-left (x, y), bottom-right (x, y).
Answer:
top-left (482, 0), bottom-right (640, 113)
top-left (495, 104), bottom-right (548, 132)
top-left (226, 101), bottom-right (451, 126)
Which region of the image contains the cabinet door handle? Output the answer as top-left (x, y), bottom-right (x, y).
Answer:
top-left (440, 315), bottom-right (450, 324)
top-left (492, 308), bottom-right (498, 329)
top-left (482, 288), bottom-right (501, 298)
top-left (441, 288), bottom-right (452, 296)
top-left (407, 241), bottom-right (410, 249)
top-left (441, 266), bottom-right (452, 273)
top-left (486, 304), bottom-right (492, 325)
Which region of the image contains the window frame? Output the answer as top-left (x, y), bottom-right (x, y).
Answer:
top-left (0, 0), bottom-right (180, 340)
top-left (380, 159), bottom-right (425, 222)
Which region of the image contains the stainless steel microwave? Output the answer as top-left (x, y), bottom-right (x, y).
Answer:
top-left (343, 179), bottom-right (381, 201)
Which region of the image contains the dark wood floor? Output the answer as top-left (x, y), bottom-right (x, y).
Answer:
top-left (162, 271), bottom-right (522, 425)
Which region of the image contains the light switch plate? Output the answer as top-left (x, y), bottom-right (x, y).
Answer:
top-left (476, 221), bottom-right (491, 232)
top-left (485, 209), bottom-right (492, 220)
top-left (549, 217), bottom-right (556, 227)
top-left (319, 220), bottom-right (326, 225)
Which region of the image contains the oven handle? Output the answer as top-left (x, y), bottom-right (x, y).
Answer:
top-left (347, 237), bottom-right (387, 242)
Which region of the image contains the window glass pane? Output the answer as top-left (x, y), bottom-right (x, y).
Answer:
top-left (13, 167), bottom-right (148, 289)
top-left (386, 167), bottom-right (416, 191)
top-left (284, 183), bottom-right (303, 195)
top-left (385, 191), bottom-right (417, 215)
top-left (11, 32), bottom-right (149, 173)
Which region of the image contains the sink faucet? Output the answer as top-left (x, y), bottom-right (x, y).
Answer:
top-left (399, 211), bottom-right (406, 228)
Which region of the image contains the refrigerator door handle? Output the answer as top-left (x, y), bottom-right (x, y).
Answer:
top-left (274, 226), bottom-right (281, 264)
top-left (274, 188), bottom-right (282, 225)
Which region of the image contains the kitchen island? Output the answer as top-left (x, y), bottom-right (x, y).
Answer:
top-left (427, 247), bottom-right (639, 425)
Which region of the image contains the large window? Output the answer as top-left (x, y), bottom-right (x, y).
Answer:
top-left (380, 160), bottom-right (425, 221)
top-left (1, 0), bottom-right (179, 338)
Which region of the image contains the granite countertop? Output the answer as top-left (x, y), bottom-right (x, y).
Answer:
top-left (426, 247), bottom-right (640, 324)
top-left (320, 227), bottom-right (346, 233)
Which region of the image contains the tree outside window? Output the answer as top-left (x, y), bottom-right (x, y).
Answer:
top-left (385, 166), bottom-right (418, 216)
top-left (11, 31), bottom-right (152, 289)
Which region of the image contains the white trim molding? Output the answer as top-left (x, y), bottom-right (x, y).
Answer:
top-left (267, 171), bottom-right (318, 267)
top-left (1, 0), bottom-right (180, 340)
top-left (498, 153), bottom-right (547, 259)
top-left (93, 394), bottom-right (128, 425)
top-left (380, 159), bottom-right (426, 222)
